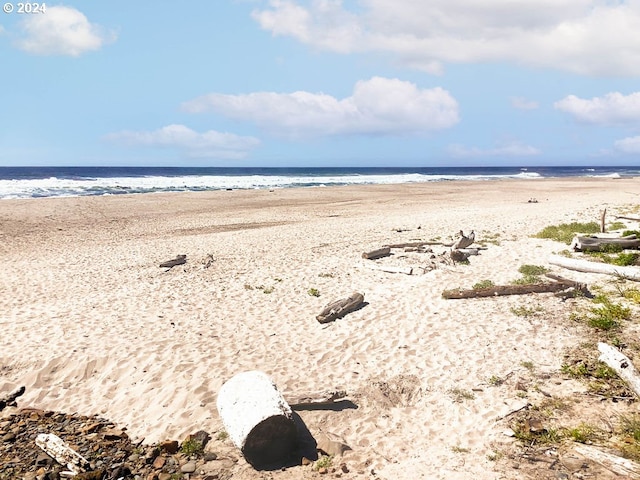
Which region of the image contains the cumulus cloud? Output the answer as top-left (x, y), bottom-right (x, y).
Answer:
top-left (511, 97), bottom-right (539, 111)
top-left (182, 77), bottom-right (459, 137)
top-left (615, 136), bottom-right (640, 154)
top-left (14, 6), bottom-right (116, 56)
top-left (104, 125), bottom-right (261, 159)
top-left (554, 92), bottom-right (640, 125)
top-left (447, 142), bottom-right (541, 158)
top-left (252, 0), bottom-right (640, 76)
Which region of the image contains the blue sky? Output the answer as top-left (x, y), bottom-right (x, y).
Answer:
top-left (2, 1), bottom-right (640, 167)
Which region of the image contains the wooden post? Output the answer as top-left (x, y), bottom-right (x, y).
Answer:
top-left (601, 208), bottom-right (607, 233)
top-left (216, 371), bottom-right (297, 469)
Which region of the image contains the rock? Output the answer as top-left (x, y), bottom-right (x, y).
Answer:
top-left (203, 452), bottom-right (218, 462)
top-left (180, 461), bottom-right (197, 473)
top-left (152, 456), bottom-right (166, 469)
top-left (2, 432), bottom-right (16, 442)
top-left (160, 440), bottom-right (179, 454)
top-left (301, 457), bottom-right (312, 466)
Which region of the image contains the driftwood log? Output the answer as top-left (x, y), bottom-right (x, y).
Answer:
top-left (570, 234), bottom-right (640, 252)
top-left (362, 247), bottom-right (391, 260)
top-left (384, 241), bottom-right (444, 248)
top-left (598, 342), bottom-right (640, 398)
top-left (0, 385), bottom-right (25, 411)
top-left (159, 254), bottom-right (187, 268)
top-left (574, 444), bottom-right (640, 478)
top-left (36, 433), bottom-right (90, 475)
top-left (316, 292), bottom-right (365, 323)
top-left (442, 275), bottom-right (587, 299)
top-left (216, 371), bottom-right (297, 469)
top-left (549, 255), bottom-right (640, 281)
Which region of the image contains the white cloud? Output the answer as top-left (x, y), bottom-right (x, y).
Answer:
top-left (554, 92), bottom-right (640, 125)
top-left (447, 142), bottom-right (541, 158)
top-left (252, 0), bottom-right (640, 76)
top-left (15, 6), bottom-right (115, 56)
top-left (104, 125), bottom-right (261, 159)
top-left (511, 97), bottom-right (539, 110)
top-left (182, 76), bottom-right (459, 137)
top-left (615, 136), bottom-right (640, 153)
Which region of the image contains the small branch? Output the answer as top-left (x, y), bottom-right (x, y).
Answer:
top-left (286, 390), bottom-right (347, 408)
top-left (614, 215), bottom-right (640, 222)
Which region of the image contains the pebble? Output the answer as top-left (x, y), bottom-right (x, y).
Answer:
top-left (181, 461), bottom-right (197, 473)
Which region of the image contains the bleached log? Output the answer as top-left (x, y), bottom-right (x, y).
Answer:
top-left (316, 292), bottom-right (365, 324)
top-left (570, 235), bottom-right (640, 252)
top-left (363, 263), bottom-right (413, 275)
top-left (574, 444), bottom-right (640, 478)
top-left (598, 342), bottom-right (640, 398)
top-left (549, 255), bottom-right (640, 281)
top-left (217, 371), bottom-right (297, 469)
top-left (362, 247), bottom-right (391, 259)
top-left (285, 390), bottom-right (347, 408)
top-left (36, 433), bottom-right (90, 475)
top-left (0, 385), bottom-right (25, 411)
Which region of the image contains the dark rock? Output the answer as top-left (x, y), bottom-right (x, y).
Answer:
top-left (160, 440), bottom-right (179, 454)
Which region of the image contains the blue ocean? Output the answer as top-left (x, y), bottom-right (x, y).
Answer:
top-left (0, 166), bottom-right (636, 199)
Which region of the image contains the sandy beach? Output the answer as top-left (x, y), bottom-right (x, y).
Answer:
top-left (2, 178), bottom-right (640, 479)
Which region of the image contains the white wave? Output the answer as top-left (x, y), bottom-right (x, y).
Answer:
top-left (0, 171), bottom-right (544, 199)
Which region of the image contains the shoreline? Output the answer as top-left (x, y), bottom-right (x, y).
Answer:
top-left (2, 176), bottom-right (640, 479)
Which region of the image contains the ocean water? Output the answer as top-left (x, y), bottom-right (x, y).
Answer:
top-left (0, 166), bottom-right (636, 199)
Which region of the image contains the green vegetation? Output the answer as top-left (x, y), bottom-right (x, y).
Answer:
top-left (472, 279), bottom-right (495, 289)
top-left (512, 422), bottom-right (562, 446)
top-left (216, 430), bottom-right (228, 442)
top-left (619, 414), bottom-right (640, 461)
top-left (535, 221), bottom-right (600, 244)
top-left (587, 295), bottom-right (631, 330)
top-left (315, 455), bottom-right (333, 470)
top-left (488, 375), bottom-right (505, 386)
top-left (180, 438), bottom-right (204, 456)
top-left (566, 423), bottom-right (599, 444)
top-left (448, 387), bottom-right (475, 403)
top-left (512, 264), bottom-right (549, 285)
top-left (450, 445), bottom-right (470, 453)
top-left (521, 361), bottom-right (535, 372)
top-left (307, 288), bottom-right (321, 297)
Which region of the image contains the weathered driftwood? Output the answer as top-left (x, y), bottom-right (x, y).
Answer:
top-left (36, 433), bottom-right (90, 475)
top-left (615, 215), bottom-right (640, 222)
top-left (159, 254), bottom-right (187, 268)
top-left (442, 280), bottom-right (587, 299)
top-left (384, 241), bottom-right (443, 248)
top-left (574, 444), bottom-right (640, 478)
top-left (549, 255), bottom-right (640, 281)
top-left (362, 247), bottom-right (391, 260)
top-left (598, 342), bottom-right (640, 398)
top-left (363, 263), bottom-right (413, 275)
top-left (570, 234), bottom-right (640, 252)
top-left (285, 390), bottom-right (347, 408)
top-left (449, 249), bottom-right (470, 263)
top-left (0, 385), bottom-right (25, 411)
top-left (316, 292), bottom-right (365, 324)
top-left (601, 208), bottom-right (607, 233)
top-left (216, 371), bottom-right (297, 469)
top-left (452, 230), bottom-right (475, 250)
